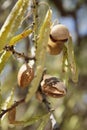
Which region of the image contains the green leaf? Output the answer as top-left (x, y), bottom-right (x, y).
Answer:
top-left (66, 36), bottom-right (78, 83)
top-left (8, 113), bottom-right (50, 127)
top-left (24, 113), bottom-right (50, 127)
top-left (62, 45), bottom-right (70, 86)
top-left (0, 51), bottom-right (11, 73)
top-left (37, 117), bottom-right (49, 130)
top-left (0, 89), bottom-right (2, 125)
top-left (0, 0), bottom-right (29, 52)
top-left (26, 9), bottom-right (52, 102)
top-left (9, 29), bottom-right (32, 46)
top-left (0, 29), bottom-right (32, 73)
top-left (7, 87), bottom-right (15, 108)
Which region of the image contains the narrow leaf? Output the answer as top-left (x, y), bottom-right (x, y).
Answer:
top-left (0, 29), bottom-right (32, 73)
top-left (0, 51), bottom-right (11, 73)
top-left (9, 29), bottom-right (32, 46)
top-left (66, 36), bottom-right (78, 83)
top-left (62, 45), bottom-right (69, 86)
top-left (26, 9), bottom-right (52, 102)
top-left (8, 113), bottom-right (50, 127)
top-left (0, 0), bottom-right (29, 51)
top-left (38, 117), bottom-right (49, 130)
top-left (0, 89), bottom-right (2, 125)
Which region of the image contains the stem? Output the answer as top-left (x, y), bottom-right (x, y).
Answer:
top-left (0, 98), bottom-right (25, 118)
top-left (3, 45), bottom-right (35, 62)
top-left (43, 97), bottom-right (59, 130)
top-left (32, 0), bottom-right (38, 46)
top-left (26, 9), bottom-right (52, 102)
top-left (40, 90), bottom-right (59, 130)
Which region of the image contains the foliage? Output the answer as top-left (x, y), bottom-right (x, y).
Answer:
top-left (0, 0), bottom-right (81, 130)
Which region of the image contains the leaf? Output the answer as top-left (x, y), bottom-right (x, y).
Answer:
top-left (7, 87), bottom-right (15, 107)
top-left (0, 88), bottom-right (2, 124)
top-left (1, 86), bottom-right (15, 110)
top-left (0, 0), bottom-right (30, 52)
top-left (8, 107), bottom-right (16, 123)
top-left (62, 46), bottom-right (69, 86)
top-left (9, 29), bottom-right (32, 46)
top-left (8, 113), bottom-right (50, 127)
top-left (1, 87), bottom-right (15, 127)
top-left (0, 29), bottom-right (32, 73)
top-left (24, 113), bottom-right (50, 127)
top-left (66, 36), bottom-right (78, 83)
top-left (0, 51), bottom-right (11, 73)
top-left (37, 117), bottom-right (49, 130)
top-left (26, 9), bottom-right (52, 102)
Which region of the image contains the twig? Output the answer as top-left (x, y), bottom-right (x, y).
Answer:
top-left (32, 0), bottom-right (38, 47)
top-left (0, 98), bottom-right (25, 118)
top-left (38, 74), bottom-right (60, 130)
top-left (42, 92), bottom-right (51, 111)
top-left (41, 92), bottom-right (60, 130)
top-left (3, 45), bottom-right (36, 62)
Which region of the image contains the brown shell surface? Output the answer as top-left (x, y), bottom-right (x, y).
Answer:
top-left (47, 42), bottom-right (64, 55)
top-left (17, 64), bottom-right (34, 88)
top-left (36, 91), bottom-right (43, 102)
top-left (41, 75), bottom-right (67, 98)
top-left (50, 24), bottom-right (69, 41)
top-left (8, 108), bottom-right (16, 123)
top-left (48, 37), bottom-right (64, 48)
top-left (41, 83), bottom-right (66, 98)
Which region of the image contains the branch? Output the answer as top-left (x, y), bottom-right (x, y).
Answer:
top-left (0, 98), bottom-right (25, 118)
top-left (3, 45), bottom-right (36, 62)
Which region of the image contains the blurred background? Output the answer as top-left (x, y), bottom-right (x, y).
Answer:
top-left (0, 0), bottom-right (87, 130)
